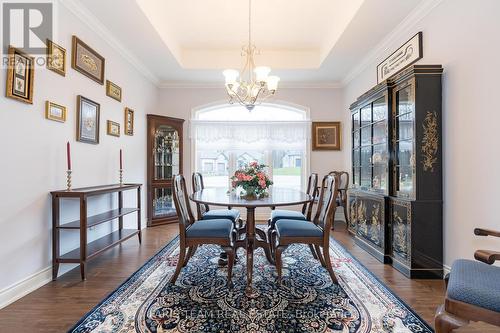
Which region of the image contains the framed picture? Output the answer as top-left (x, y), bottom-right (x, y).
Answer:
top-left (377, 32), bottom-right (423, 83)
top-left (106, 80), bottom-right (122, 102)
top-left (124, 107), bottom-right (134, 136)
top-left (5, 46), bottom-right (35, 104)
top-left (46, 39), bottom-right (66, 76)
top-left (77, 95), bottom-right (100, 144)
top-left (312, 122), bottom-right (341, 151)
top-left (71, 36), bottom-right (105, 84)
top-left (107, 120), bottom-right (120, 137)
top-left (45, 101), bottom-right (67, 122)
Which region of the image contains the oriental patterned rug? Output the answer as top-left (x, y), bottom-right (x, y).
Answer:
top-left (69, 234), bottom-right (433, 333)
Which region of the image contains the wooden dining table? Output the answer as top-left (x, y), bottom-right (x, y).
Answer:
top-left (190, 187), bottom-right (312, 296)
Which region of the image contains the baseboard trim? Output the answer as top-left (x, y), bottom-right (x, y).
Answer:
top-left (0, 267), bottom-right (52, 309)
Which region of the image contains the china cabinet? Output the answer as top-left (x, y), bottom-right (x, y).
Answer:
top-left (348, 65), bottom-right (443, 278)
top-left (147, 115), bottom-right (184, 226)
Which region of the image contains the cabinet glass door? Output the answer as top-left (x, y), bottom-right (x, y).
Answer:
top-left (154, 125), bottom-right (180, 180)
top-left (152, 186), bottom-right (175, 218)
top-left (394, 84), bottom-right (416, 198)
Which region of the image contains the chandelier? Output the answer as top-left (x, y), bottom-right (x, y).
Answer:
top-left (223, 0), bottom-right (280, 111)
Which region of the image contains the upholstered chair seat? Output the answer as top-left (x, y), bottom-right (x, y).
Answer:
top-left (275, 219), bottom-right (323, 238)
top-left (202, 209), bottom-right (240, 223)
top-left (186, 219), bottom-right (234, 238)
top-left (447, 259), bottom-right (500, 313)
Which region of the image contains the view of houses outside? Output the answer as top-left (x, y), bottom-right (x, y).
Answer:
top-left (197, 150), bottom-right (302, 190)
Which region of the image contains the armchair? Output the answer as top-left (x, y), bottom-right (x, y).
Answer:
top-left (434, 228), bottom-right (500, 332)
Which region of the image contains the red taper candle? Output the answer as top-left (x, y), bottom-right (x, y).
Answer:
top-left (120, 149), bottom-right (123, 170)
top-left (66, 142), bottom-right (71, 170)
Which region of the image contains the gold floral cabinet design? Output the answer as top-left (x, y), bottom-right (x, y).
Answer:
top-left (349, 65), bottom-right (443, 279)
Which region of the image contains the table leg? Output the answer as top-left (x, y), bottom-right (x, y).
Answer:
top-left (245, 207), bottom-right (257, 297)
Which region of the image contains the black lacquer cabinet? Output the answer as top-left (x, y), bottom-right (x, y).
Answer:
top-left (348, 65), bottom-right (443, 278)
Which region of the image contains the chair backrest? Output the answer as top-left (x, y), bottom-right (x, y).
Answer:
top-left (173, 175), bottom-right (195, 238)
top-left (302, 173), bottom-right (319, 218)
top-left (192, 172), bottom-right (210, 218)
top-left (329, 171), bottom-right (349, 200)
top-left (313, 174), bottom-right (339, 236)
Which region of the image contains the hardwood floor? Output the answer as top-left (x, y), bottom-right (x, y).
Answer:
top-left (0, 221), bottom-right (497, 332)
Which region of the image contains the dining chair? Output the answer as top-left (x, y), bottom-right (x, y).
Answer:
top-left (192, 172), bottom-right (243, 229)
top-left (170, 174), bottom-right (236, 286)
top-left (329, 171), bottom-right (349, 228)
top-left (271, 174), bottom-right (339, 284)
top-left (266, 173), bottom-right (318, 244)
top-left (434, 228), bottom-right (500, 332)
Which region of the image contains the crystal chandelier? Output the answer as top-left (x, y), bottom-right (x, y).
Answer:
top-left (223, 0), bottom-right (280, 111)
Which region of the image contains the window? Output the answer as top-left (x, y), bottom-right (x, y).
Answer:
top-left (192, 103), bottom-right (310, 190)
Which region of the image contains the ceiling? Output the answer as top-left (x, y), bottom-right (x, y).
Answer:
top-left (72, 0), bottom-right (423, 86)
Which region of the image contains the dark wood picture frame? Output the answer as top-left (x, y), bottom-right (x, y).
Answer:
top-left (124, 107), bottom-right (134, 136)
top-left (71, 36), bottom-right (105, 85)
top-left (312, 121), bottom-right (341, 151)
top-left (107, 120), bottom-right (120, 137)
top-left (5, 46), bottom-right (35, 104)
top-left (377, 32), bottom-right (423, 83)
top-left (106, 80), bottom-right (122, 102)
top-left (76, 95), bottom-right (100, 144)
top-left (46, 39), bottom-right (66, 76)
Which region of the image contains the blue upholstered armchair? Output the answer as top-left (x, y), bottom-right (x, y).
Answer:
top-left (434, 228), bottom-right (500, 332)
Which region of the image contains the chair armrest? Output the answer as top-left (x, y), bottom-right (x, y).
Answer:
top-left (474, 250), bottom-right (500, 265)
top-left (474, 228), bottom-right (500, 238)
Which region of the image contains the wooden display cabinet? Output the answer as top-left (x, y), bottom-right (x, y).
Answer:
top-left (147, 115), bottom-right (184, 226)
top-left (348, 65), bottom-right (443, 278)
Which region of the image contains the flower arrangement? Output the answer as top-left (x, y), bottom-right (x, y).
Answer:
top-left (231, 161), bottom-right (273, 199)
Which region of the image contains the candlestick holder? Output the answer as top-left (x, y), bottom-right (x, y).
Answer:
top-left (119, 169), bottom-right (123, 186)
top-left (66, 170), bottom-right (72, 191)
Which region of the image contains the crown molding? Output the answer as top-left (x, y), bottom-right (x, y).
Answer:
top-left (60, 0), bottom-right (161, 86)
top-left (158, 81), bottom-right (343, 89)
top-left (341, 0), bottom-right (445, 86)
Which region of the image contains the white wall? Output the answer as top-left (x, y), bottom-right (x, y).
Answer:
top-left (157, 86), bottom-right (346, 185)
top-left (0, 3), bottom-right (158, 307)
top-left (341, 0), bottom-right (500, 268)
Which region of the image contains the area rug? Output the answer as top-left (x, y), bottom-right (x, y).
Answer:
top-left (69, 234), bottom-right (433, 333)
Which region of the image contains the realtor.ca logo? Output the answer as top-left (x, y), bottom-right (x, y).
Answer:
top-left (2, 1), bottom-right (53, 55)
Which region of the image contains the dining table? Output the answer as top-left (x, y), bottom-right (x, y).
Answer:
top-left (190, 187), bottom-right (312, 296)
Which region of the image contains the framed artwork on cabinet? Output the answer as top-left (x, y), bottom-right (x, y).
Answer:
top-left (377, 32), bottom-right (423, 83)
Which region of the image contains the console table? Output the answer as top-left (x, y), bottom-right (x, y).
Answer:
top-left (51, 184), bottom-right (142, 280)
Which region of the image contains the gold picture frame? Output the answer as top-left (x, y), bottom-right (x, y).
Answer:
top-left (71, 36), bottom-right (105, 85)
top-left (312, 122), bottom-right (341, 151)
top-left (124, 107), bottom-right (134, 136)
top-left (6, 46), bottom-right (35, 104)
top-left (46, 39), bottom-right (66, 76)
top-left (107, 120), bottom-right (120, 137)
top-left (45, 101), bottom-right (67, 122)
top-left (106, 80), bottom-right (122, 102)
top-left (77, 95), bottom-right (100, 144)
